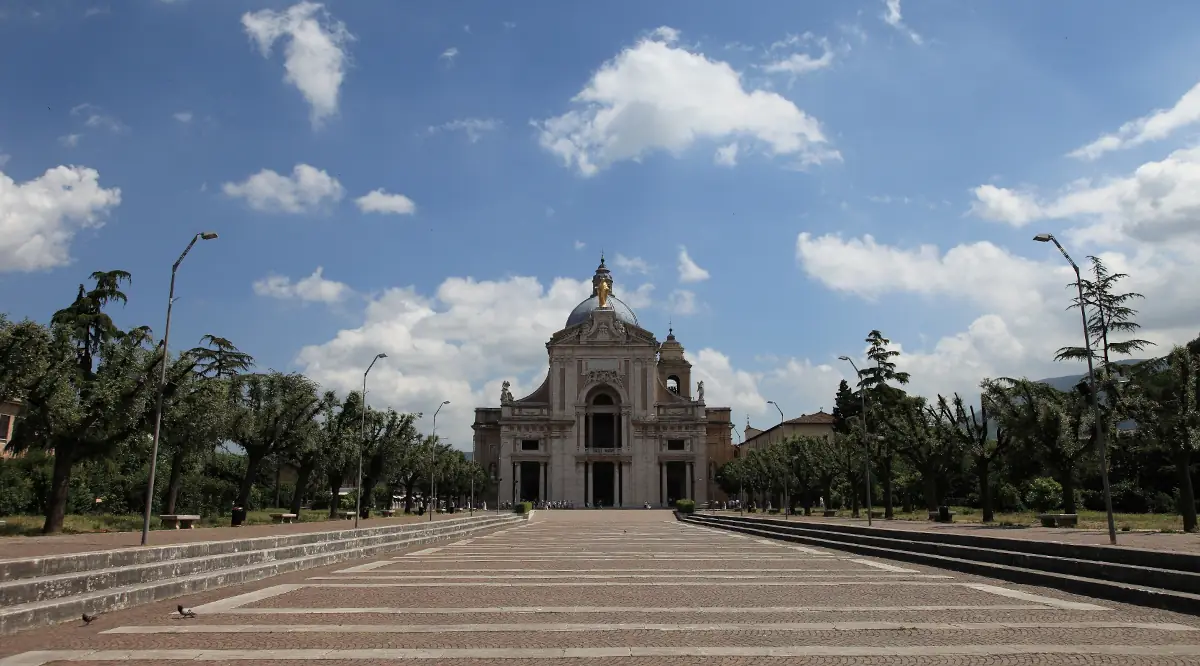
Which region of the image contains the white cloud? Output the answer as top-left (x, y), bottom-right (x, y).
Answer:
top-left (71, 103), bottom-right (126, 134)
top-left (535, 27), bottom-right (838, 176)
top-left (969, 145), bottom-right (1200, 244)
top-left (667, 289), bottom-right (697, 315)
top-left (614, 254), bottom-right (650, 274)
top-left (574, 240), bottom-right (585, 250)
top-left (253, 266), bottom-right (353, 303)
top-left (794, 228), bottom-right (1200, 411)
top-left (355, 189), bottom-right (416, 215)
top-left (223, 163), bottom-right (344, 213)
top-left (440, 47), bottom-right (458, 63)
top-left (677, 246), bottom-right (710, 283)
top-left (648, 26), bottom-right (680, 44)
top-left (58, 134), bottom-right (81, 148)
top-left (173, 111), bottom-right (193, 123)
top-left (502, 21), bottom-right (516, 29)
top-left (1069, 81), bottom-right (1200, 161)
top-left (427, 118), bottom-right (501, 143)
top-left (881, 0), bottom-right (923, 45)
top-left (763, 33), bottom-right (835, 77)
top-left (0, 165), bottom-right (122, 272)
top-left (242, 1), bottom-right (353, 129)
top-left (714, 142), bottom-right (739, 167)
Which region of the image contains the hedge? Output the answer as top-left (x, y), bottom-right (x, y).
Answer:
top-left (513, 501), bottom-right (533, 514)
top-left (674, 499), bottom-right (695, 514)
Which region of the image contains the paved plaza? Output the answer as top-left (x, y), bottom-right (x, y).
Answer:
top-left (3, 510), bottom-right (1200, 665)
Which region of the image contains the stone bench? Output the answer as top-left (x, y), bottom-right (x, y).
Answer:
top-left (380, 509), bottom-right (396, 517)
top-left (159, 514), bottom-right (201, 529)
top-left (822, 510), bottom-right (837, 517)
top-left (1038, 513), bottom-right (1078, 528)
top-left (269, 513), bottom-right (297, 524)
top-left (869, 509), bottom-right (884, 519)
top-left (339, 511), bottom-right (355, 520)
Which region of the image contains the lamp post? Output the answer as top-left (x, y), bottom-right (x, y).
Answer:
top-left (356, 353), bottom-right (387, 529)
top-left (767, 400), bottom-right (784, 425)
top-left (429, 400), bottom-right (449, 522)
top-left (1033, 233), bottom-right (1117, 545)
top-left (141, 232), bottom-right (218, 547)
top-left (838, 356), bottom-right (873, 527)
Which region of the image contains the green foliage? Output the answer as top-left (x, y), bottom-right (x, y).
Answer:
top-left (675, 499), bottom-right (695, 514)
top-left (513, 501), bottom-right (533, 514)
top-left (1025, 477), bottom-right (1064, 513)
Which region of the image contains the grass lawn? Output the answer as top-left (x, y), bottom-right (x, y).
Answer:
top-left (731, 506), bottom-right (1188, 532)
top-left (0, 508), bottom-right (401, 537)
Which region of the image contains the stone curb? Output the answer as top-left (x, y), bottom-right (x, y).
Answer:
top-left (0, 514), bottom-right (522, 636)
top-left (681, 513), bottom-right (1200, 617)
top-left (0, 514), bottom-right (494, 583)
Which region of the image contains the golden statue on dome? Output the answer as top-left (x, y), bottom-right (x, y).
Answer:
top-left (597, 278), bottom-right (612, 308)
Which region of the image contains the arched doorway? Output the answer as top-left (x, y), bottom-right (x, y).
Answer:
top-left (584, 386), bottom-right (622, 507)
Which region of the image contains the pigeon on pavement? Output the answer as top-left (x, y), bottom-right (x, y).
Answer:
top-left (81, 613), bottom-right (98, 625)
top-left (177, 604), bottom-right (197, 619)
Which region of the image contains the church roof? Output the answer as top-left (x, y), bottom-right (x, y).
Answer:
top-left (564, 255), bottom-right (640, 329)
top-left (565, 294), bottom-right (639, 328)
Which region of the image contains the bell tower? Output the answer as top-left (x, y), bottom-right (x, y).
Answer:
top-left (657, 325), bottom-right (692, 399)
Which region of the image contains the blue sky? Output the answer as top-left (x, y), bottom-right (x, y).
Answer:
top-left (4, 0), bottom-right (1200, 448)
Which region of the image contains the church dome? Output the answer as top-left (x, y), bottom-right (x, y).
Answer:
top-left (564, 255), bottom-right (640, 329)
top-left (565, 294), bottom-right (639, 328)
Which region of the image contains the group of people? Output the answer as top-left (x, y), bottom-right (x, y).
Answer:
top-left (500, 500), bottom-right (576, 510)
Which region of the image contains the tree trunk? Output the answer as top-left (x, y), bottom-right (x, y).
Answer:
top-left (164, 447), bottom-right (186, 515)
top-left (362, 478), bottom-right (377, 512)
top-left (404, 478), bottom-right (416, 513)
top-left (882, 457), bottom-right (894, 519)
top-left (977, 458), bottom-right (994, 523)
top-left (42, 447), bottom-right (74, 534)
top-left (922, 463), bottom-right (939, 512)
top-left (1061, 472), bottom-right (1077, 514)
top-left (236, 450), bottom-right (266, 509)
top-left (289, 464), bottom-right (315, 516)
top-left (1176, 450), bottom-right (1197, 533)
top-left (327, 473), bottom-right (344, 518)
top-left (273, 460), bottom-right (282, 508)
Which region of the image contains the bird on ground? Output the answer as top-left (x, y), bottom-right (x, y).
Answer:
top-left (81, 613), bottom-right (98, 625)
top-left (177, 605), bottom-right (197, 619)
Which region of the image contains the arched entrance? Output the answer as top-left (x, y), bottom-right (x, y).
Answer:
top-left (584, 385), bottom-right (622, 507)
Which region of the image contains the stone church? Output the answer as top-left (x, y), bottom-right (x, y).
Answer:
top-left (472, 257), bottom-right (735, 508)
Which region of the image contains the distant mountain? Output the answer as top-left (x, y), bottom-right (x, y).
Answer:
top-left (1033, 359), bottom-right (1144, 391)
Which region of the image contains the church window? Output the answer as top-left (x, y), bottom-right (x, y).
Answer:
top-left (521, 439), bottom-right (540, 451)
top-left (666, 375), bottom-right (680, 394)
top-left (666, 439), bottom-right (685, 451)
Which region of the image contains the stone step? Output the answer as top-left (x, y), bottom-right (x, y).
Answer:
top-left (0, 513), bottom-right (524, 636)
top-left (683, 513), bottom-right (1200, 616)
top-left (0, 514), bottom-right (502, 583)
top-left (0, 514), bottom-right (516, 607)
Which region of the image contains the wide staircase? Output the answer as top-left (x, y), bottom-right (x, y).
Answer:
top-left (0, 512), bottom-right (523, 635)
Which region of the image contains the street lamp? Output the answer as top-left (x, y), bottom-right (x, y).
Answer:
top-left (838, 356), bottom-right (873, 527)
top-left (141, 231), bottom-right (218, 547)
top-left (1033, 233), bottom-right (1117, 545)
top-left (429, 400), bottom-right (449, 522)
top-left (767, 400), bottom-right (784, 425)
top-left (356, 353), bottom-right (387, 529)
top-left (731, 425), bottom-right (744, 515)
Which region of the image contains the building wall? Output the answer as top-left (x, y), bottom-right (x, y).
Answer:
top-left (742, 420), bottom-right (836, 452)
top-left (0, 400), bottom-right (21, 459)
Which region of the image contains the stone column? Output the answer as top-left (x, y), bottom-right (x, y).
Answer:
top-left (660, 463), bottom-right (667, 506)
top-left (586, 462), bottom-right (594, 506)
top-left (613, 462), bottom-right (620, 507)
top-left (512, 462), bottom-right (519, 503)
top-left (687, 461), bottom-right (694, 500)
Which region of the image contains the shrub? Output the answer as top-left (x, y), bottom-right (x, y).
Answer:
top-left (996, 483), bottom-right (1024, 512)
top-left (513, 501), bottom-right (533, 514)
top-left (1025, 477), bottom-right (1063, 513)
top-left (675, 499), bottom-right (695, 514)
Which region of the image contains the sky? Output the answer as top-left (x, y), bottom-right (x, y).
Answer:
top-left (3, 0), bottom-right (1200, 451)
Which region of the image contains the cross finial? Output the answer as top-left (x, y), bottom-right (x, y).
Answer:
top-left (668, 318), bottom-right (673, 335)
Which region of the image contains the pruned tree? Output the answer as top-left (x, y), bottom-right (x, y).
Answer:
top-left (940, 391), bottom-right (1010, 522)
top-left (227, 372), bottom-right (322, 510)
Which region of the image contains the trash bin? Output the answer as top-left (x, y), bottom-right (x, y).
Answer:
top-left (231, 506), bottom-right (247, 527)
top-left (360, 507), bottom-right (369, 519)
top-left (937, 505), bottom-right (952, 522)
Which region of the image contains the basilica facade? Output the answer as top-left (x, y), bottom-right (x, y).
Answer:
top-left (472, 258), bottom-right (735, 508)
